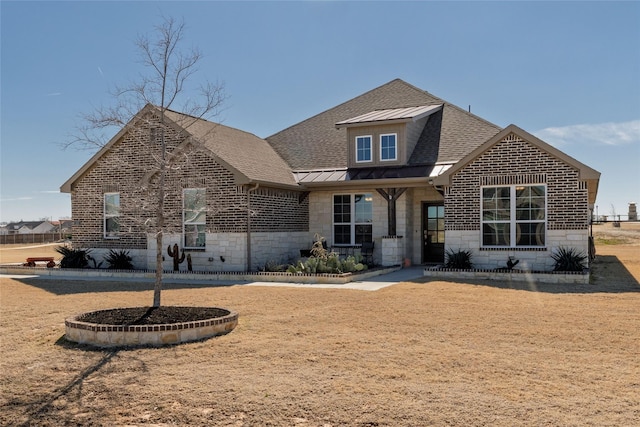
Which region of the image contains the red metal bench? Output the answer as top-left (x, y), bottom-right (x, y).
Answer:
top-left (24, 257), bottom-right (55, 268)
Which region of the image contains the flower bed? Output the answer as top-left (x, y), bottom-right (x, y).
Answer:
top-left (423, 266), bottom-right (589, 284)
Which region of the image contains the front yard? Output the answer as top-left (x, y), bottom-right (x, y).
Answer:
top-left (0, 224), bottom-right (638, 426)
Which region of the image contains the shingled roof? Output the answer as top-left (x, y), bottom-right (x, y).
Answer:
top-left (163, 109), bottom-right (297, 188)
top-left (61, 104), bottom-right (297, 193)
top-left (266, 79), bottom-right (502, 170)
top-left (62, 80), bottom-right (504, 193)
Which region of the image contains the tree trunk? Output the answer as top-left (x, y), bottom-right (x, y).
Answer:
top-left (153, 125), bottom-right (166, 308)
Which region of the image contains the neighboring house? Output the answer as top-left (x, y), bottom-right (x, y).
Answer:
top-left (51, 219), bottom-right (74, 235)
top-left (61, 79), bottom-right (600, 272)
top-left (4, 221), bottom-right (56, 234)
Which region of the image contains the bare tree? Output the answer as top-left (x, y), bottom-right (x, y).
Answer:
top-left (68, 16), bottom-right (226, 307)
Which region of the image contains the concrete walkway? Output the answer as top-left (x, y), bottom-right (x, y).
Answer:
top-left (247, 266), bottom-right (426, 291)
top-left (0, 266), bottom-right (426, 291)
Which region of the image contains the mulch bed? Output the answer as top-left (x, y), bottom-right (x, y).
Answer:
top-left (76, 306), bottom-right (230, 325)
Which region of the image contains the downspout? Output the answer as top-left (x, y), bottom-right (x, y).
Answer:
top-left (246, 183), bottom-right (259, 272)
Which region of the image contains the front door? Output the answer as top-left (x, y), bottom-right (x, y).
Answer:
top-left (423, 203), bottom-right (445, 263)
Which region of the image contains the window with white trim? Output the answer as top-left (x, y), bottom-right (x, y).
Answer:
top-left (380, 133), bottom-right (397, 161)
top-left (355, 136), bottom-right (372, 163)
top-left (183, 188), bottom-right (206, 248)
top-left (481, 185), bottom-right (546, 247)
top-left (333, 193), bottom-right (373, 245)
top-left (104, 192), bottom-right (120, 238)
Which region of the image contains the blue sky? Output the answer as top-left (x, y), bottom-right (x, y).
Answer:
top-left (1, 1), bottom-right (639, 223)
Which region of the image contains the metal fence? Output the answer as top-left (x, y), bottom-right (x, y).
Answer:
top-left (0, 233), bottom-right (71, 245)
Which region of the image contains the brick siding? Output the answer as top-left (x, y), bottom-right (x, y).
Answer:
top-left (445, 133), bottom-right (589, 232)
top-left (70, 111), bottom-right (308, 250)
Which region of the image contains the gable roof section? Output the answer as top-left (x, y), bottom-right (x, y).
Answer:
top-left (266, 79), bottom-right (502, 170)
top-left (432, 124), bottom-right (601, 204)
top-left (61, 104), bottom-right (297, 193)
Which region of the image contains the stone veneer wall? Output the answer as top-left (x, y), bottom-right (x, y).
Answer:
top-left (309, 190), bottom-right (397, 266)
top-left (147, 231), bottom-right (309, 272)
top-left (69, 110), bottom-right (308, 269)
top-left (308, 187), bottom-right (449, 267)
top-left (443, 133), bottom-right (590, 270)
top-left (381, 236), bottom-right (404, 266)
top-left (445, 229), bottom-right (588, 271)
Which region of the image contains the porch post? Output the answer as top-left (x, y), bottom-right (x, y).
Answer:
top-left (375, 188), bottom-right (407, 236)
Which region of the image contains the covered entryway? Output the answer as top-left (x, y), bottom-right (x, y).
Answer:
top-left (422, 203), bottom-right (445, 263)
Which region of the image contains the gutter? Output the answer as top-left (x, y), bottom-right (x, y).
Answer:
top-left (246, 183), bottom-right (259, 272)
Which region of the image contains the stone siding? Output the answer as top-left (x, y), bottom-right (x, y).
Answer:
top-left (308, 190), bottom-right (390, 265)
top-left (446, 229), bottom-right (589, 271)
top-left (147, 232), bottom-right (308, 272)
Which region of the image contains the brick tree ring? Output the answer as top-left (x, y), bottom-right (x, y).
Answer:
top-left (64, 306), bottom-right (238, 348)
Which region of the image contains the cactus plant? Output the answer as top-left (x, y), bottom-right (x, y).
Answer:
top-left (167, 244), bottom-right (186, 271)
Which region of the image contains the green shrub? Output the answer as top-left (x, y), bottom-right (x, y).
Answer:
top-left (551, 247), bottom-right (587, 272)
top-left (104, 249), bottom-right (134, 270)
top-left (445, 248), bottom-right (473, 269)
top-left (55, 246), bottom-right (92, 269)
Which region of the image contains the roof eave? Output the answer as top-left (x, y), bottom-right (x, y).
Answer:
top-left (247, 179), bottom-right (303, 191)
top-left (335, 118), bottom-right (411, 129)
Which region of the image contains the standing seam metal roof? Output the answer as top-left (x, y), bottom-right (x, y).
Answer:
top-left (335, 104), bottom-right (443, 127)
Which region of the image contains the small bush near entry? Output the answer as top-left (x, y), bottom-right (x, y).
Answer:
top-left (445, 248), bottom-right (473, 269)
top-left (104, 249), bottom-right (134, 270)
top-left (551, 247), bottom-right (588, 272)
top-left (262, 260), bottom-right (288, 272)
top-left (287, 234), bottom-right (367, 274)
top-left (55, 246), bottom-right (92, 269)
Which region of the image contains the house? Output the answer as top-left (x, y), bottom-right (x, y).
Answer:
top-left (3, 221), bottom-right (56, 234)
top-left (61, 79), bottom-right (599, 273)
top-left (51, 219), bottom-right (74, 235)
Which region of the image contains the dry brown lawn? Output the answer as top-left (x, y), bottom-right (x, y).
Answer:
top-left (1, 224), bottom-right (639, 426)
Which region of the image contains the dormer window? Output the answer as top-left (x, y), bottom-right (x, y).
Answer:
top-left (336, 104), bottom-right (443, 168)
top-left (356, 136), bottom-right (372, 163)
top-left (380, 133), bottom-right (397, 161)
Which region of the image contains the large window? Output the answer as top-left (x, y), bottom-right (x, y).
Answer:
top-left (333, 193), bottom-right (373, 245)
top-left (380, 133), bottom-right (397, 161)
top-left (104, 193), bottom-right (120, 238)
top-left (183, 188), bottom-right (206, 248)
top-left (482, 185), bottom-right (546, 247)
top-left (355, 136), bottom-right (372, 163)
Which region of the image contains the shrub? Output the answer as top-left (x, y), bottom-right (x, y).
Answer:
top-left (445, 248), bottom-right (473, 269)
top-left (551, 247), bottom-right (587, 272)
top-left (262, 260), bottom-right (287, 272)
top-left (55, 246), bottom-right (92, 269)
top-left (287, 234), bottom-right (368, 274)
top-left (104, 249), bottom-right (134, 270)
